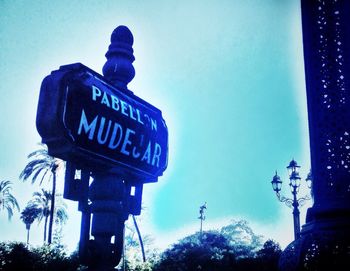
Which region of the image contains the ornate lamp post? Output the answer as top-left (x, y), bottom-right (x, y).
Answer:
top-left (271, 159), bottom-right (312, 240)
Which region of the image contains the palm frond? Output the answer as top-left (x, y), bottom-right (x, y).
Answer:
top-left (20, 145), bottom-right (59, 187)
top-left (20, 159), bottom-right (51, 181)
top-left (55, 208), bottom-right (68, 225)
top-left (39, 168), bottom-right (51, 186)
top-left (29, 189), bottom-right (53, 224)
top-left (21, 204), bottom-right (41, 225)
top-left (30, 167), bottom-right (47, 184)
top-left (0, 180), bottom-right (12, 193)
top-left (0, 180), bottom-right (19, 219)
top-left (5, 205), bottom-right (14, 220)
top-left (28, 149), bottom-right (49, 159)
top-left (35, 210), bottom-right (45, 223)
top-left (7, 194), bottom-right (20, 211)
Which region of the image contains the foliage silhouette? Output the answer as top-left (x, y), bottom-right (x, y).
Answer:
top-left (20, 203), bottom-right (41, 244)
top-left (154, 220), bottom-right (281, 271)
top-left (256, 239), bottom-right (282, 271)
top-left (0, 222), bottom-right (281, 270)
top-left (0, 242), bottom-right (80, 271)
top-left (154, 230), bottom-right (235, 271)
top-left (28, 189), bottom-right (68, 244)
top-left (220, 219), bottom-right (263, 259)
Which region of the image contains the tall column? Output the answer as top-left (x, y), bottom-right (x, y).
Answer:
top-left (302, 0), bottom-right (350, 222)
top-left (279, 1), bottom-right (350, 270)
top-left (79, 26), bottom-right (139, 270)
top-left (86, 25), bottom-right (137, 270)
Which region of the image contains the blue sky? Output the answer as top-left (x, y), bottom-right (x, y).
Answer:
top-left (1, 0), bottom-right (312, 252)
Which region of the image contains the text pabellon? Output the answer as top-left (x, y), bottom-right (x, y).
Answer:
top-left (75, 85), bottom-right (162, 168)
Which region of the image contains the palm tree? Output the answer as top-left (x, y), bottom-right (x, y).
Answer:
top-left (20, 203), bottom-right (40, 244)
top-left (0, 180), bottom-right (20, 220)
top-left (29, 189), bottom-right (68, 244)
top-left (19, 143), bottom-right (62, 244)
top-left (30, 189), bottom-right (51, 243)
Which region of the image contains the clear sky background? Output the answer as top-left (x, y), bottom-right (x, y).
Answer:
top-left (1, 0), bottom-right (312, 252)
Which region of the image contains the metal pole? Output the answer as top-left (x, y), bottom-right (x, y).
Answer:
top-left (198, 202), bottom-right (206, 237)
top-left (292, 188), bottom-right (301, 240)
top-left (123, 227), bottom-right (126, 271)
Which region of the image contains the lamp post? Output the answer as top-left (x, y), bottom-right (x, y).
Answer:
top-left (198, 202), bottom-right (207, 236)
top-left (271, 159), bottom-right (312, 240)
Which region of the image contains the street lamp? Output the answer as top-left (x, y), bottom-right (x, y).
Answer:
top-left (198, 202), bottom-right (207, 236)
top-left (271, 159), bottom-right (312, 240)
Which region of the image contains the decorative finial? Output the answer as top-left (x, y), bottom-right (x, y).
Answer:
top-left (102, 25), bottom-right (135, 90)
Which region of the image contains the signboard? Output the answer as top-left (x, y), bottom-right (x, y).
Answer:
top-left (37, 63), bottom-right (168, 182)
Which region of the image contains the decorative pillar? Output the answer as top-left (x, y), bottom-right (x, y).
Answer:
top-left (279, 1), bottom-right (350, 270)
top-left (85, 25), bottom-right (138, 270)
top-left (88, 173), bottom-right (126, 270)
top-left (70, 26), bottom-right (140, 270)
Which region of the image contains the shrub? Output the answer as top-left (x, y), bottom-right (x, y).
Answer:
top-left (0, 241), bottom-right (80, 271)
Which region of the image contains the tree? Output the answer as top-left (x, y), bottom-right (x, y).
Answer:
top-left (220, 219), bottom-right (263, 259)
top-left (30, 189), bottom-right (51, 243)
top-left (0, 241), bottom-right (81, 271)
top-left (154, 230), bottom-right (236, 271)
top-left (255, 239), bottom-right (282, 271)
top-left (0, 180), bottom-right (19, 220)
top-left (29, 189), bottom-right (68, 244)
top-left (154, 220), bottom-right (269, 271)
top-left (19, 144), bottom-right (62, 244)
top-left (20, 203), bottom-right (41, 244)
